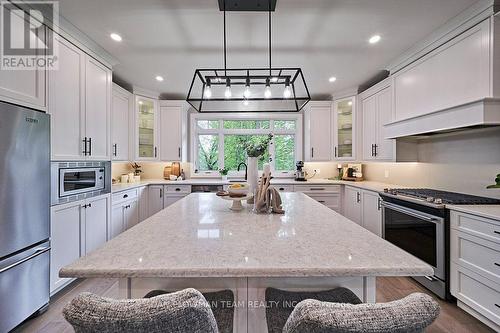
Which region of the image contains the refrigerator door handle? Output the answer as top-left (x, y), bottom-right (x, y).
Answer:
top-left (0, 246), bottom-right (50, 274)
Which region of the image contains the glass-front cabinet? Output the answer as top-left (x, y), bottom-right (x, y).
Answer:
top-left (135, 95), bottom-right (159, 160)
top-left (333, 96), bottom-right (355, 160)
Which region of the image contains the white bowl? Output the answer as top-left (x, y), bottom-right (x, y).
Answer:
top-left (169, 175), bottom-right (177, 181)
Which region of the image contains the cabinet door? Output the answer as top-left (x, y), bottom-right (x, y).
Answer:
top-left (361, 190), bottom-right (382, 236)
top-left (50, 202), bottom-right (82, 293)
top-left (125, 200), bottom-right (139, 230)
top-left (148, 185), bottom-right (164, 216)
top-left (164, 195), bottom-right (185, 208)
top-left (306, 104), bottom-right (331, 161)
top-left (110, 204), bottom-right (125, 239)
top-left (49, 35), bottom-right (85, 161)
top-left (362, 95), bottom-right (377, 161)
top-left (138, 186), bottom-right (149, 222)
top-left (111, 86), bottom-right (131, 161)
top-left (0, 11), bottom-right (46, 110)
top-left (343, 186), bottom-right (361, 225)
top-left (136, 96), bottom-right (159, 160)
top-left (333, 97), bottom-right (355, 160)
top-left (83, 195), bottom-right (109, 254)
top-left (85, 56), bottom-right (111, 160)
top-left (375, 88), bottom-right (394, 161)
top-left (160, 105), bottom-right (182, 161)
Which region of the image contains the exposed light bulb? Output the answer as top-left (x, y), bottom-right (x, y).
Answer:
top-left (271, 77), bottom-right (278, 82)
top-left (244, 85), bottom-right (251, 98)
top-left (283, 85), bottom-right (291, 98)
top-left (264, 78), bottom-right (272, 99)
top-left (225, 86), bottom-right (232, 98)
top-left (204, 86), bottom-right (212, 98)
top-left (243, 100), bottom-right (249, 106)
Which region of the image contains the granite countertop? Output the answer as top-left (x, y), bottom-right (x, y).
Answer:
top-left (112, 178), bottom-right (397, 194)
top-left (447, 204), bottom-right (500, 221)
top-left (60, 193), bottom-right (432, 279)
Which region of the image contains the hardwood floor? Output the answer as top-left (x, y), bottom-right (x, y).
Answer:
top-left (14, 277), bottom-right (494, 333)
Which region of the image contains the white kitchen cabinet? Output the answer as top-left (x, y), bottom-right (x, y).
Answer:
top-left (135, 95), bottom-right (159, 160)
top-left (333, 96), bottom-right (356, 160)
top-left (112, 84), bottom-right (132, 161)
top-left (164, 185), bottom-right (191, 208)
top-left (343, 186), bottom-right (361, 225)
top-left (49, 35), bottom-right (85, 161)
top-left (304, 101), bottom-right (332, 161)
top-left (362, 86), bottom-right (394, 161)
top-left (50, 202), bottom-right (82, 294)
top-left (160, 101), bottom-right (184, 161)
top-left (361, 190), bottom-right (382, 236)
top-left (85, 56), bottom-right (111, 160)
top-left (49, 34), bottom-right (112, 161)
top-left (83, 195), bottom-right (109, 254)
top-left (148, 185), bottom-right (164, 216)
top-left (138, 186), bottom-right (149, 222)
top-left (111, 204), bottom-right (125, 239)
top-left (294, 185), bottom-right (341, 212)
top-left (50, 194), bottom-right (109, 294)
top-left (0, 10), bottom-right (46, 110)
top-left (111, 199), bottom-right (139, 238)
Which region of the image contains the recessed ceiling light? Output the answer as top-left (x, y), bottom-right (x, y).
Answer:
top-left (329, 77), bottom-right (337, 83)
top-left (369, 35), bottom-right (381, 44)
top-left (155, 75), bottom-right (164, 82)
top-left (110, 33), bottom-right (122, 42)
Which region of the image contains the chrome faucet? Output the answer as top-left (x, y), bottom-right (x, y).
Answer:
top-left (237, 162), bottom-right (248, 180)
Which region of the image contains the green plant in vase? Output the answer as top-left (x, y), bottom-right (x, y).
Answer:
top-left (486, 173), bottom-right (500, 189)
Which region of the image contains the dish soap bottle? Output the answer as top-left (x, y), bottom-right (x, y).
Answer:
top-left (180, 169), bottom-right (185, 180)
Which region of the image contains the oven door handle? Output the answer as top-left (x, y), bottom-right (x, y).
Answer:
top-left (380, 201), bottom-right (443, 224)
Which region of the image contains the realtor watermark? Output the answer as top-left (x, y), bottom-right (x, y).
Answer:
top-left (1, 1), bottom-right (58, 70)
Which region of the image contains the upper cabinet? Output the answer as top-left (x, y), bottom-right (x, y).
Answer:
top-left (333, 96), bottom-right (356, 160)
top-left (135, 95), bottom-right (159, 160)
top-left (0, 8), bottom-right (46, 111)
top-left (49, 35), bottom-right (112, 161)
top-left (112, 84), bottom-right (133, 161)
top-left (159, 100), bottom-right (185, 161)
top-left (304, 101), bottom-right (332, 161)
top-left (361, 84), bottom-right (394, 161)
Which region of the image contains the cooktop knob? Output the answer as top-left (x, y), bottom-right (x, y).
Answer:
top-left (434, 198), bottom-right (443, 204)
top-left (426, 197), bottom-right (435, 202)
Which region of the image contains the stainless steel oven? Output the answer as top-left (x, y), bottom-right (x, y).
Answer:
top-left (381, 198), bottom-right (447, 299)
top-left (51, 161), bottom-right (111, 206)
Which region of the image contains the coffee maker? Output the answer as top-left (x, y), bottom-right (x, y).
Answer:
top-left (295, 161), bottom-right (306, 181)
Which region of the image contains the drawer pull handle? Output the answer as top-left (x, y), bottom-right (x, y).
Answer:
top-left (494, 263), bottom-right (500, 267)
top-left (175, 188), bottom-right (181, 191)
top-left (318, 200), bottom-right (326, 203)
top-left (494, 231), bottom-right (500, 235)
top-left (279, 188), bottom-right (285, 191)
top-left (495, 303), bottom-right (500, 309)
top-left (310, 188), bottom-right (325, 191)
top-left (123, 194), bottom-right (128, 198)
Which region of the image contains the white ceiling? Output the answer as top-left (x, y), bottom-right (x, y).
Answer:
top-left (58, 0), bottom-right (477, 99)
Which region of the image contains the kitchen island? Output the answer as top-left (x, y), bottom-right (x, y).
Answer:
top-left (61, 193), bottom-right (432, 332)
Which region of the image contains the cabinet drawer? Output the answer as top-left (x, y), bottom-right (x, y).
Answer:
top-left (165, 185), bottom-right (191, 194)
top-left (273, 185), bottom-right (294, 192)
top-left (112, 189), bottom-right (138, 204)
top-left (307, 194), bottom-right (340, 208)
top-left (451, 264), bottom-right (500, 325)
top-left (451, 211), bottom-right (500, 244)
top-left (294, 185), bottom-right (340, 193)
top-left (451, 229), bottom-right (500, 284)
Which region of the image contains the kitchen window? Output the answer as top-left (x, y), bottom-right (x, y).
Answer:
top-left (191, 113), bottom-right (302, 177)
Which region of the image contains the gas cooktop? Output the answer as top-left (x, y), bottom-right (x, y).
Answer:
top-left (382, 188), bottom-right (500, 208)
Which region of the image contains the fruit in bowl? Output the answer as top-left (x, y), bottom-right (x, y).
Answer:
top-left (228, 183), bottom-right (249, 197)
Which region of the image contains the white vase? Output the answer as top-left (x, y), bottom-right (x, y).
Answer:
top-left (247, 157), bottom-right (258, 204)
top-left (221, 175), bottom-right (228, 181)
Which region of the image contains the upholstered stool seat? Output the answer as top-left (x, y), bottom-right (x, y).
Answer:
top-left (265, 287), bottom-right (362, 333)
top-left (144, 289), bottom-right (234, 333)
top-left (63, 288), bottom-right (218, 333)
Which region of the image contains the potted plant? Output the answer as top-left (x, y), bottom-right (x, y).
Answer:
top-left (487, 173), bottom-right (500, 189)
top-left (219, 168), bottom-right (229, 181)
top-left (130, 162), bottom-right (142, 182)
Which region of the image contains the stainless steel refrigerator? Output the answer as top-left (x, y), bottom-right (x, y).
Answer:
top-left (0, 101), bottom-right (50, 332)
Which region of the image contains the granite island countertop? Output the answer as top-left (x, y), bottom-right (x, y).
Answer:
top-left (60, 193), bottom-right (432, 279)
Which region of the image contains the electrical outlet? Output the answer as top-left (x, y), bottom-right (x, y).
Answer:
top-left (314, 169), bottom-right (321, 174)
top-left (384, 170), bottom-right (389, 178)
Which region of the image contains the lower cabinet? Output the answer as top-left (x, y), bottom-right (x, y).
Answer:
top-left (138, 186), bottom-right (149, 221)
top-left (294, 185), bottom-right (341, 212)
top-left (111, 199), bottom-right (139, 238)
top-left (343, 186), bottom-right (382, 236)
top-left (50, 194), bottom-right (110, 294)
top-left (164, 185), bottom-right (191, 208)
top-left (148, 185), bottom-right (165, 216)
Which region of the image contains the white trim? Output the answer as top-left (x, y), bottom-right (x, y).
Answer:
top-left (133, 86), bottom-right (160, 99)
top-left (358, 78), bottom-right (391, 100)
top-left (190, 113), bottom-right (303, 177)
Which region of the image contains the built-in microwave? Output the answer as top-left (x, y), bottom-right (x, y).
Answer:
top-left (50, 161), bottom-right (111, 206)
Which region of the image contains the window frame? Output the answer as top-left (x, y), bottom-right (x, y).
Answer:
top-left (190, 113), bottom-right (303, 178)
